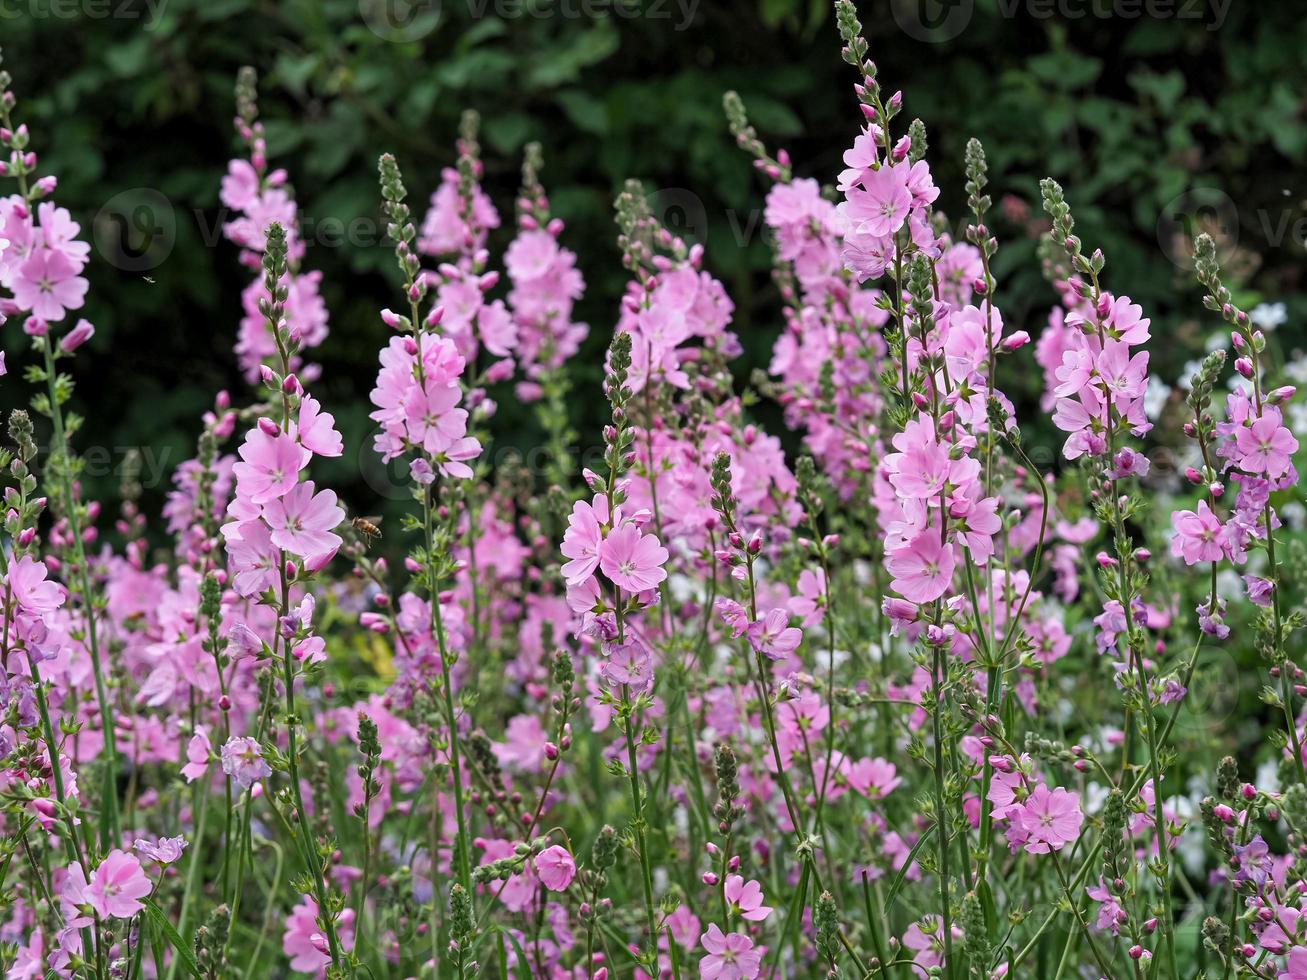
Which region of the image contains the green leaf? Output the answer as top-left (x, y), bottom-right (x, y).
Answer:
top-left (555, 90), bottom-right (608, 135)
top-left (759, 0), bottom-right (798, 28)
top-left (143, 899), bottom-right (203, 979)
top-left (524, 22), bottom-right (620, 89)
top-left (886, 824), bottom-right (933, 908)
top-left (483, 112), bottom-right (533, 155)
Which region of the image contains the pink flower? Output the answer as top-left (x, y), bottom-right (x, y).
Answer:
top-left (699, 924), bottom-right (762, 980)
top-left (297, 395), bottom-right (343, 458)
top-left (600, 639), bottom-right (654, 694)
top-left (434, 435), bottom-right (482, 479)
top-left (847, 757), bottom-right (902, 798)
top-left (1244, 575), bottom-right (1275, 607)
top-left (7, 929), bottom-right (41, 980)
top-left (1280, 946), bottom-right (1307, 980)
top-left (221, 736), bottom-right (271, 789)
top-left (11, 248), bottom-right (87, 321)
top-left (535, 845), bottom-right (576, 891)
top-left (1095, 340), bottom-right (1149, 404)
top-left (262, 481), bottom-right (344, 559)
top-left (887, 419), bottom-right (951, 500)
top-left (560, 496), bottom-right (607, 585)
top-left (1014, 784), bottom-right (1083, 854)
top-left (667, 904), bottom-right (702, 949)
top-left (59, 317), bottom-right (94, 353)
top-left (903, 916), bottom-right (950, 973)
top-left (723, 875), bottom-right (772, 922)
top-left (233, 428), bottom-right (310, 505)
top-left (1235, 411), bottom-right (1298, 479)
top-left (886, 531), bottom-right (955, 604)
top-left (222, 517), bottom-right (279, 597)
top-left (848, 162), bottom-right (912, 238)
top-left (788, 568), bottom-right (826, 626)
top-left (283, 895), bottom-right (355, 976)
top-left (1086, 877), bottom-right (1128, 935)
top-left (1170, 500), bottom-right (1223, 565)
top-left (492, 714), bottom-right (546, 773)
top-left (747, 608), bottom-right (803, 661)
top-left (86, 849), bottom-right (151, 919)
top-left (8, 555), bottom-right (64, 614)
top-left (598, 523), bottom-right (668, 593)
top-left (58, 862), bottom-right (93, 928)
top-left (134, 835), bottom-right (187, 865)
top-left (219, 159), bottom-right (259, 211)
top-left (181, 728), bottom-right (211, 783)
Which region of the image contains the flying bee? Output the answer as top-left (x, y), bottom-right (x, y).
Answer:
top-left (351, 515), bottom-right (383, 547)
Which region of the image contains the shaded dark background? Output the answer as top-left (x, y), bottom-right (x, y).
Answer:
top-left (2, 0), bottom-right (1304, 527)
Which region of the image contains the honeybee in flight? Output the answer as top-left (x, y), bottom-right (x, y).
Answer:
top-left (351, 515), bottom-right (383, 547)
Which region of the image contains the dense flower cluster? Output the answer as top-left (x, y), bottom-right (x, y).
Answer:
top-left (0, 17), bottom-right (1305, 980)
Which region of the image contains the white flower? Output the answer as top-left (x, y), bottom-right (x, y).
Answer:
top-left (1284, 354), bottom-right (1307, 384)
top-left (1250, 301), bottom-right (1286, 330)
top-left (1144, 376), bottom-right (1171, 421)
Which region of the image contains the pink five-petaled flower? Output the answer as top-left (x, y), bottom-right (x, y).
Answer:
top-left (847, 757), bottom-right (902, 798)
top-left (11, 248), bottom-right (87, 322)
top-left (233, 428), bottom-right (311, 505)
top-left (850, 161), bottom-right (911, 238)
top-left (1015, 784), bottom-right (1083, 854)
top-left (885, 530), bottom-right (956, 604)
top-left (7, 555), bottom-right (65, 614)
top-left (534, 845), bottom-right (576, 891)
top-left (1234, 410), bottom-right (1298, 479)
top-left (220, 736), bottom-right (271, 789)
top-left (262, 481), bottom-right (344, 559)
top-left (86, 849), bottom-right (151, 919)
top-left (699, 923), bottom-right (763, 980)
top-left (747, 609), bottom-right (803, 661)
top-left (723, 875), bottom-right (772, 922)
top-left (598, 522), bottom-right (668, 593)
top-left (1170, 500), bottom-right (1224, 565)
top-left (600, 638), bottom-right (654, 694)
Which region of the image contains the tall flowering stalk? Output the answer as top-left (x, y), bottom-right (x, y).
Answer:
top-left (374, 149), bottom-right (484, 973)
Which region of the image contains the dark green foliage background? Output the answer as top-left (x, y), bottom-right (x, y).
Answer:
top-left (2, 0), bottom-right (1304, 523)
